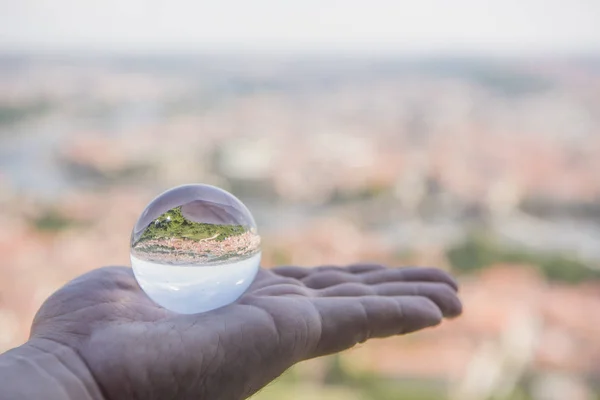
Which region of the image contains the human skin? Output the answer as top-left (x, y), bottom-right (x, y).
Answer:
top-left (0, 264), bottom-right (462, 400)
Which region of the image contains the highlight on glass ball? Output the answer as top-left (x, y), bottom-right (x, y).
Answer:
top-left (130, 184), bottom-right (261, 314)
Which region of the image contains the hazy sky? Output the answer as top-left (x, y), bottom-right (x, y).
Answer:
top-left (1, 0), bottom-right (599, 54)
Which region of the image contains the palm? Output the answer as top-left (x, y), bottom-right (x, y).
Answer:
top-left (30, 264), bottom-right (461, 400)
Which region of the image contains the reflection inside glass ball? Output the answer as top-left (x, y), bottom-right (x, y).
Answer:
top-left (130, 184), bottom-right (261, 314)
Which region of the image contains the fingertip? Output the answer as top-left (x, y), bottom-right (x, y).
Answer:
top-left (421, 298), bottom-right (444, 327)
top-left (430, 283), bottom-right (463, 318)
top-left (398, 297), bottom-right (443, 334)
top-left (446, 295), bottom-right (464, 319)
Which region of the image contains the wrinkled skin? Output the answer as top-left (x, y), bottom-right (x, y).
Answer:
top-left (28, 264), bottom-right (462, 400)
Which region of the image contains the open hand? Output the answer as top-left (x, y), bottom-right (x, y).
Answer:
top-left (27, 264), bottom-right (462, 400)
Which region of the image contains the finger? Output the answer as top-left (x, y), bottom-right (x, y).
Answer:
top-left (250, 284), bottom-right (311, 297)
top-left (301, 270), bottom-right (360, 289)
top-left (248, 269), bottom-right (300, 290)
top-left (316, 282), bottom-right (462, 318)
top-left (269, 266), bottom-right (311, 279)
top-left (249, 268), bottom-right (280, 284)
top-left (271, 263), bottom-right (386, 280)
top-left (301, 267), bottom-right (458, 291)
top-left (312, 264), bottom-right (386, 274)
top-left (310, 296), bottom-right (443, 358)
top-left (362, 267), bottom-right (459, 291)
top-left (32, 266), bottom-right (165, 334)
top-left (345, 263), bottom-right (388, 274)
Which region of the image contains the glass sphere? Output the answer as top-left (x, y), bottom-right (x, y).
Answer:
top-left (130, 184), bottom-right (261, 314)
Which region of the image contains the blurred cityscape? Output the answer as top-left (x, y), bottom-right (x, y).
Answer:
top-left (1, 54), bottom-right (599, 400)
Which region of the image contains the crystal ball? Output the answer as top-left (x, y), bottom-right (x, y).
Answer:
top-left (130, 184), bottom-right (261, 314)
